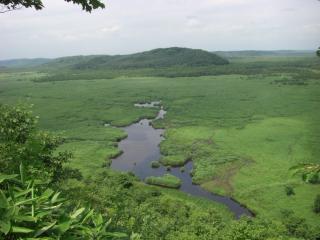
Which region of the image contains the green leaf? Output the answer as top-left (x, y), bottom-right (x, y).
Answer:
top-left (42, 202), bottom-right (63, 210)
top-left (15, 188), bottom-right (33, 198)
top-left (0, 220), bottom-right (11, 234)
top-left (93, 213), bottom-right (103, 226)
top-left (12, 225), bottom-right (34, 233)
top-left (20, 163), bottom-right (25, 184)
top-left (39, 188), bottom-right (54, 200)
top-left (24, 238), bottom-right (56, 240)
top-left (8, 185), bottom-right (15, 203)
top-left (15, 197), bottom-right (38, 206)
top-left (34, 221), bottom-right (57, 237)
top-left (104, 232), bottom-right (128, 238)
top-left (70, 207), bottom-right (85, 219)
top-left (0, 190), bottom-right (9, 208)
top-left (35, 210), bottom-right (52, 219)
top-left (53, 221), bottom-right (71, 234)
top-left (81, 209), bottom-right (94, 224)
top-left (0, 173), bottom-right (18, 184)
top-left (51, 192), bottom-right (61, 203)
top-left (14, 215), bottom-right (37, 222)
top-left (104, 218), bottom-right (112, 229)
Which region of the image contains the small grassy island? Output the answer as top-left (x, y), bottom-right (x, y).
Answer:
top-left (145, 174), bottom-right (182, 188)
top-left (150, 161), bottom-right (161, 168)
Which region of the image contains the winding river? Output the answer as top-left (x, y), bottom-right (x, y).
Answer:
top-left (111, 102), bottom-right (253, 218)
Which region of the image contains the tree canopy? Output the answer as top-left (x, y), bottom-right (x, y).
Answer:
top-left (0, 0), bottom-right (105, 12)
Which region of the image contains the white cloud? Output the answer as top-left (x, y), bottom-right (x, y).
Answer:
top-left (101, 25), bottom-right (120, 32)
top-left (0, 0), bottom-right (319, 59)
top-left (186, 16), bottom-right (202, 28)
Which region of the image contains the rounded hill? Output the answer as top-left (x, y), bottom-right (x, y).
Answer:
top-left (45, 47), bottom-right (229, 70)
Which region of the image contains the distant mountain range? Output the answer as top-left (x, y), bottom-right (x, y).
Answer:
top-left (0, 48), bottom-right (315, 69)
top-left (0, 58), bottom-right (51, 68)
top-left (214, 50), bottom-right (314, 58)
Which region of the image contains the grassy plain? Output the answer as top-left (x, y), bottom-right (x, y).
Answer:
top-left (0, 55), bottom-right (319, 225)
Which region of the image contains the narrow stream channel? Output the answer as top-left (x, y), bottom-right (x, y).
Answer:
top-left (111, 102), bottom-right (253, 218)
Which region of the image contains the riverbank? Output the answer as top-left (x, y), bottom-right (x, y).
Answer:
top-left (111, 102), bottom-right (254, 218)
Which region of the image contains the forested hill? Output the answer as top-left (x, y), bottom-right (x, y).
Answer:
top-left (41, 47), bottom-right (229, 70)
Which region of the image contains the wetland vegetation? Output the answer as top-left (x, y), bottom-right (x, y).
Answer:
top-left (1, 48), bottom-right (320, 239)
top-left (145, 174), bottom-right (182, 189)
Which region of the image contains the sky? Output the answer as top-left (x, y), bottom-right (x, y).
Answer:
top-left (1, 0), bottom-right (320, 60)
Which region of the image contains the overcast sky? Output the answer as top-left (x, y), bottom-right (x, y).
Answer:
top-left (1, 0), bottom-right (320, 59)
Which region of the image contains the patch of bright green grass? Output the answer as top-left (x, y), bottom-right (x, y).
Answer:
top-left (206, 117), bottom-right (320, 225)
top-left (160, 155), bottom-right (187, 166)
top-left (145, 174), bottom-right (182, 189)
top-left (160, 126), bottom-right (242, 183)
top-left (57, 126), bottom-right (126, 177)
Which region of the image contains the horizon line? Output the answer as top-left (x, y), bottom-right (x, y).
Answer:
top-left (0, 48), bottom-right (316, 61)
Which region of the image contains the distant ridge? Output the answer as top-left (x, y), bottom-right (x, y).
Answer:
top-left (0, 58), bottom-right (51, 68)
top-left (1, 49), bottom-right (315, 70)
top-left (214, 50), bottom-right (314, 58)
top-left (42, 47), bottom-right (229, 70)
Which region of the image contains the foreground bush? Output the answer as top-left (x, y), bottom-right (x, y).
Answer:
top-left (0, 165), bottom-right (127, 239)
top-left (0, 104), bottom-right (72, 182)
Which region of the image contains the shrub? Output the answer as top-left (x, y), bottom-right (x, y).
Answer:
top-left (280, 210), bottom-right (315, 239)
top-left (314, 194), bottom-right (320, 214)
top-left (115, 174), bottom-right (133, 188)
top-left (285, 185), bottom-right (295, 196)
top-left (151, 161), bottom-right (160, 168)
top-left (305, 172), bottom-right (319, 184)
top-left (0, 104), bottom-right (72, 182)
top-left (291, 163), bottom-right (320, 184)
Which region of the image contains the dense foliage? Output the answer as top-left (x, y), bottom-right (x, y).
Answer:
top-left (0, 168), bottom-right (126, 239)
top-left (63, 170), bottom-right (320, 240)
top-left (0, 105), bottom-right (130, 239)
top-left (0, 104), bottom-right (74, 182)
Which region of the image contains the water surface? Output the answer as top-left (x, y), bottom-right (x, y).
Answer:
top-left (111, 103), bottom-right (253, 218)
